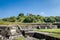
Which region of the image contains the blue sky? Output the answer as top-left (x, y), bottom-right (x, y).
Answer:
top-left (0, 0), bottom-right (60, 18)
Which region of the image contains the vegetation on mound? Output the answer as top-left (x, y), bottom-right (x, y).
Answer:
top-left (1, 13), bottom-right (60, 23)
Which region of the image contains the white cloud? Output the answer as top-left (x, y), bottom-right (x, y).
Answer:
top-left (40, 12), bottom-right (45, 15)
top-left (38, 12), bottom-right (47, 16)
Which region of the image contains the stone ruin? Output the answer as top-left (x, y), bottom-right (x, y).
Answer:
top-left (19, 24), bottom-right (57, 30)
top-left (0, 24), bottom-right (58, 40)
top-left (0, 25), bottom-right (20, 40)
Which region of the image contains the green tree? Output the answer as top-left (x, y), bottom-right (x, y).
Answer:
top-left (17, 16), bottom-right (25, 22)
top-left (18, 13), bottom-right (24, 17)
top-left (23, 16), bottom-right (34, 23)
top-left (8, 16), bottom-right (16, 22)
top-left (2, 18), bottom-right (9, 21)
top-left (44, 16), bottom-right (56, 23)
top-left (55, 16), bottom-right (60, 22)
top-left (34, 15), bottom-right (44, 23)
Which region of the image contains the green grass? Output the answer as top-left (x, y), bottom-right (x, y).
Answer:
top-left (48, 33), bottom-right (60, 38)
top-left (36, 29), bottom-right (60, 38)
top-left (15, 37), bottom-right (25, 40)
top-left (0, 21), bottom-right (19, 25)
top-left (36, 29), bottom-right (60, 34)
top-left (0, 21), bottom-right (13, 25)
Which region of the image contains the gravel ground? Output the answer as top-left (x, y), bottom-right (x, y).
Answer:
top-left (2, 35), bottom-right (45, 40)
top-left (3, 35), bottom-right (22, 40)
top-left (25, 36), bottom-right (39, 40)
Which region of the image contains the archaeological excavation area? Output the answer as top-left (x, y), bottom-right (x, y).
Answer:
top-left (0, 23), bottom-right (60, 40)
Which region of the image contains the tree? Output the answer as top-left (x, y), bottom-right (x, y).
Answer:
top-left (2, 18), bottom-right (9, 21)
top-left (34, 15), bottom-right (45, 23)
top-left (23, 16), bottom-right (34, 23)
top-left (2, 12), bottom-right (60, 23)
top-left (18, 13), bottom-right (24, 17)
top-left (55, 16), bottom-right (60, 22)
top-left (8, 16), bottom-right (16, 22)
top-left (44, 16), bottom-right (56, 23)
top-left (17, 16), bottom-right (25, 22)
